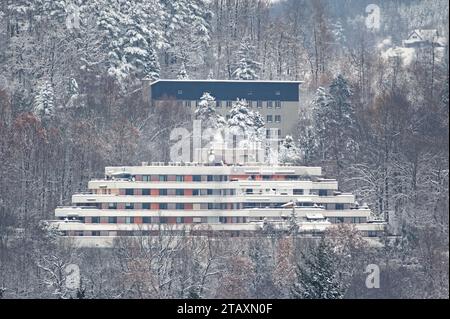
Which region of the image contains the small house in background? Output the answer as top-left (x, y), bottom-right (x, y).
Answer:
top-left (403, 29), bottom-right (446, 48)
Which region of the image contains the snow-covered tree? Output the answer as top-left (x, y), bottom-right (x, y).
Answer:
top-left (227, 99), bottom-right (265, 141)
top-left (194, 92), bottom-right (226, 129)
top-left (291, 239), bottom-right (347, 299)
top-left (33, 80), bottom-right (55, 119)
top-left (98, 0), bottom-right (162, 84)
top-left (177, 62), bottom-right (189, 80)
top-left (279, 135), bottom-right (301, 164)
top-left (311, 75), bottom-right (357, 175)
top-left (232, 37), bottom-right (261, 80)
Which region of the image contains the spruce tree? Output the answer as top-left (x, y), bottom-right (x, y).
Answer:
top-left (291, 239), bottom-right (346, 299)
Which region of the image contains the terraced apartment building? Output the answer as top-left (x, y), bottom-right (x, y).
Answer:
top-left (50, 162), bottom-right (385, 246)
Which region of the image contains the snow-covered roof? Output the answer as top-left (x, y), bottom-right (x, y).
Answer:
top-left (306, 213), bottom-right (325, 220)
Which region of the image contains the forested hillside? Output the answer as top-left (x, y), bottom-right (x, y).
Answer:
top-left (0, 0), bottom-right (448, 299)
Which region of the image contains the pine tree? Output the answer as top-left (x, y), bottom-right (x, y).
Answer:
top-left (279, 135), bottom-right (301, 164)
top-left (194, 92), bottom-right (226, 129)
top-left (177, 62), bottom-right (189, 80)
top-left (33, 80), bottom-right (55, 120)
top-left (291, 239), bottom-right (346, 299)
top-left (311, 75), bottom-right (357, 173)
top-left (98, 0), bottom-right (162, 84)
top-left (228, 99), bottom-right (265, 141)
top-left (232, 37), bottom-right (261, 80)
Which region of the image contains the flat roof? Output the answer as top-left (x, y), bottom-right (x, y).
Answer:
top-left (150, 79), bottom-right (302, 101)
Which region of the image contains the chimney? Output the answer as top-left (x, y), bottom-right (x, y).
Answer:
top-left (141, 78), bottom-right (152, 105)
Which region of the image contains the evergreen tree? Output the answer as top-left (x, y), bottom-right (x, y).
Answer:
top-left (311, 75), bottom-right (357, 174)
top-left (279, 135), bottom-right (301, 164)
top-left (194, 92), bottom-right (226, 129)
top-left (228, 99), bottom-right (265, 142)
top-left (33, 80), bottom-right (55, 120)
top-left (98, 0), bottom-right (162, 84)
top-left (232, 37), bottom-right (261, 80)
top-left (291, 239), bottom-right (346, 299)
top-left (177, 62), bottom-right (189, 80)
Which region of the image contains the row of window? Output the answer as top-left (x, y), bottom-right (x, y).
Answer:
top-left (65, 215), bottom-right (365, 225)
top-left (116, 174), bottom-right (319, 182)
top-left (183, 100), bottom-right (283, 109)
top-left (73, 216), bottom-right (249, 224)
top-left (266, 115), bottom-right (282, 123)
top-left (77, 201), bottom-right (347, 210)
top-left (141, 175), bottom-right (230, 182)
top-left (121, 188), bottom-right (330, 196)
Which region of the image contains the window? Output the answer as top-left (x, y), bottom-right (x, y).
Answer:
top-left (176, 203), bottom-right (185, 210)
top-left (277, 129), bottom-right (281, 136)
top-left (267, 101), bottom-right (273, 108)
top-left (185, 101), bottom-right (191, 108)
top-left (159, 203), bottom-right (168, 210)
top-left (143, 217), bottom-right (151, 224)
top-left (176, 217), bottom-right (184, 223)
top-left (226, 101), bottom-right (232, 108)
top-left (159, 175), bottom-right (167, 182)
top-left (248, 101), bottom-right (253, 108)
top-left (125, 217), bottom-right (134, 224)
top-left (267, 115), bottom-right (273, 123)
top-left (176, 175), bottom-right (184, 182)
top-left (219, 217), bottom-right (227, 223)
top-left (275, 115), bottom-right (281, 123)
top-left (266, 129), bottom-right (271, 138)
top-left (125, 189), bottom-right (134, 195)
top-left (92, 217), bottom-right (100, 224)
top-left (195, 100), bottom-right (199, 107)
top-left (142, 203), bottom-right (150, 209)
top-left (226, 115), bottom-right (230, 120)
top-left (108, 217), bottom-right (117, 224)
top-left (92, 231), bottom-right (100, 236)
top-left (177, 90), bottom-right (183, 95)
top-left (142, 175), bottom-right (150, 182)
top-left (262, 175), bottom-right (271, 181)
top-left (216, 101), bottom-right (221, 108)
top-left (176, 189), bottom-right (184, 196)
top-left (275, 90), bottom-right (281, 96)
top-left (125, 203), bottom-right (134, 209)
top-left (193, 189), bottom-right (200, 196)
top-left (159, 189), bottom-right (167, 196)
top-left (142, 189), bottom-right (150, 195)
top-left (293, 189), bottom-right (304, 195)
top-left (207, 189), bottom-right (213, 195)
top-left (275, 101), bottom-right (281, 108)
top-left (257, 101), bottom-right (262, 108)
top-left (318, 189), bottom-right (328, 196)
top-left (336, 203), bottom-right (344, 210)
top-left (193, 175), bottom-right (202, 182)
top-left (160, 217), bottom-right (168, 224)
top-left (108, 203), bottom-right (117, 209)
top-left (207, 175), bottom-right (213, 182)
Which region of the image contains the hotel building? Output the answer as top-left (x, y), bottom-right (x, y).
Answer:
top-left (142, 79), bottom-right (303, 137)
top-left (50, 162), bottom-right (386, 246)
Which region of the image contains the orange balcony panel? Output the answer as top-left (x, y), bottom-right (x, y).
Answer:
top-left (151, 203), bottom-right (159, 210)
top-left (134, 217), bottom-right (143, 224)
top-left (185, 189), bottom-right (193, 196)
top-left (185, 175), bottom-right (193, 182)
top-left (151, 189), bottom-right (159, 196)
top-left (185, 203), bottom-right (193, 210)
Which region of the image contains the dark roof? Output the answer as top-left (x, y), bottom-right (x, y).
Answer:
top-left (150, 80), bottom-right (302, 101)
